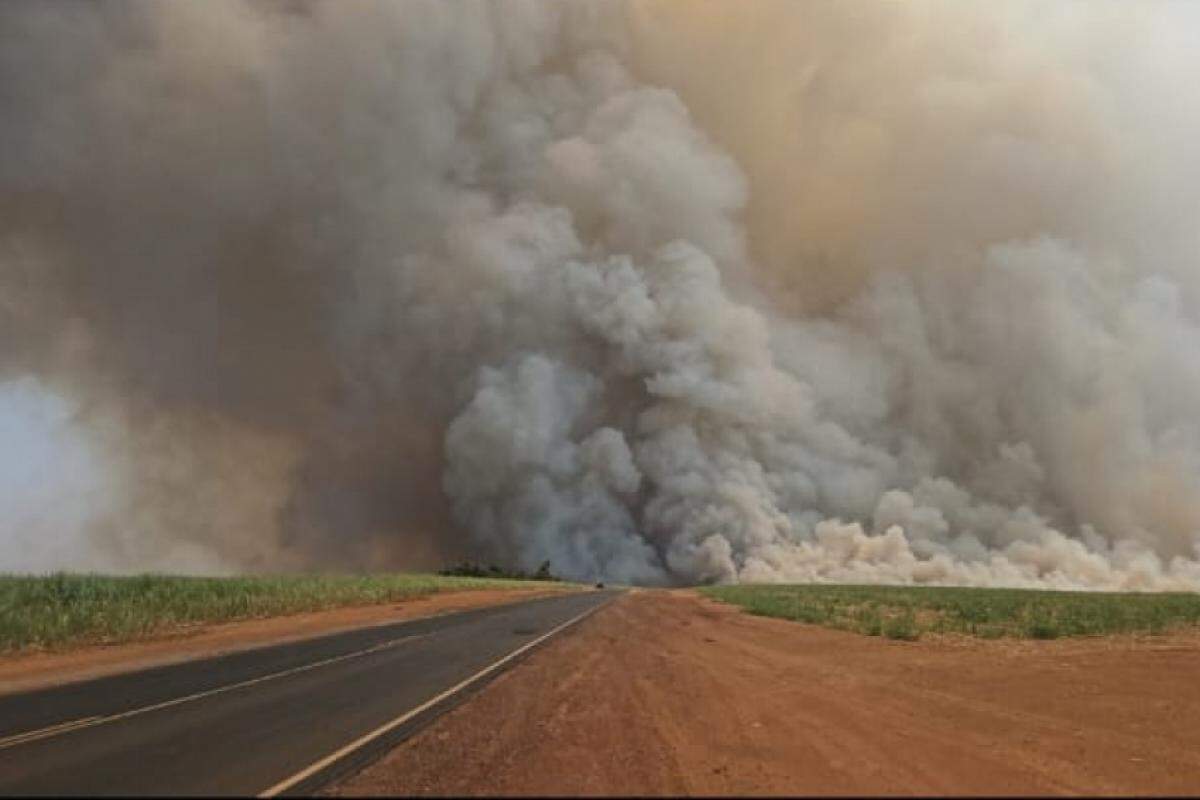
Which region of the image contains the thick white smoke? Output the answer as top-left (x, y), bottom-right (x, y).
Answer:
top-left (2, 1), bottom-right (1199, 588)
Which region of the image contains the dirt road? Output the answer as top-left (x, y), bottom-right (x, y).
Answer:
top-left (331, 589), bottom-right (1200, 796)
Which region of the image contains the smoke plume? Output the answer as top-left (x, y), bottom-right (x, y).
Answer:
top-left (2, 0), bottom-right (1199, 588)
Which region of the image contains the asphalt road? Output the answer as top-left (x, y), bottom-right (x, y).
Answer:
top-left (0, 589), bottom-right (618, 797)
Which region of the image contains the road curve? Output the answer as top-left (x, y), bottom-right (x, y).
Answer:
top-left (0, 589), bottom-right (618, 796)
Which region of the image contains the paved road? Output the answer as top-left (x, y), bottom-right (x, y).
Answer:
top-left (0, 589), bottom-right (618, 796)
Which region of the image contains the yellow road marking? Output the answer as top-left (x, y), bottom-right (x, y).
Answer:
top-left (0, 633), bottom-right (426, 752)
top-left (258, 597), bottom-right (614, 798)
top-left (0, 716), bottom-right (102, 749)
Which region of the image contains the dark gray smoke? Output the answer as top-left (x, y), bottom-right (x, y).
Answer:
top-left (3, 1), bottom-right (1200, 588)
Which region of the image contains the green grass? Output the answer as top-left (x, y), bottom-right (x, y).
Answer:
top-left (700, 583), bottom-right (1200, 641)
top-left (0, 572), bottom-right (570, 654)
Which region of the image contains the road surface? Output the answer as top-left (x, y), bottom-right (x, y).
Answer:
top-left (0, 589), bottom-right (617, 796)
top-left (330, 590), bottom-right (1200, 797)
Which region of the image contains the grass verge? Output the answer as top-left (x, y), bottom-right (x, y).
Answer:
top-left (700, 583), bottom-right (1200, 641)
top-left (1, 572), bottom-right (570, 654)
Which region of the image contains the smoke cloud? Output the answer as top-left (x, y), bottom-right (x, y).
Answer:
top-left (2, 0), bottom-right (1199, 588)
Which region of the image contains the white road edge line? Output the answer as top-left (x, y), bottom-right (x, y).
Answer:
top-left (258, 595), bottom-right (614, 798)
top-left (0, 633), bottom-right (427, 752)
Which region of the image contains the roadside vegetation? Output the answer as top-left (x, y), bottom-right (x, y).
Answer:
top-left (438, 559), bottom-right (558, 581)
top-left (0, 572), bottom-right (569, 654)
top-left (701, 583), bottom-right (1200, 641)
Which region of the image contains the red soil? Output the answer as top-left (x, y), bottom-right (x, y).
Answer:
top-left (331, 589), bottom-right (1200, 796)
top-left (0, 587), bottom-right (570, 696)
